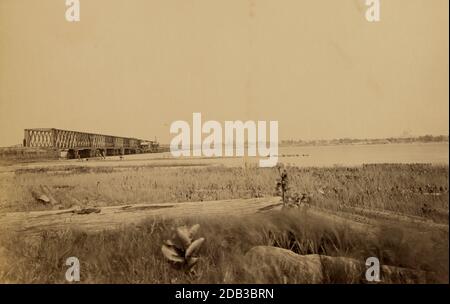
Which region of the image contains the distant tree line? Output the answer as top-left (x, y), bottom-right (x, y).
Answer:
top-left (280, 135), bottom-right (449, 146)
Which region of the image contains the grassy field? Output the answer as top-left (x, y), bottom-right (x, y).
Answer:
top-left (1, 163), bottom-right (448, 218)
top-left (0, 163), bottom-right (448, 283)
top-left (0, 209), bottom-right (448, 283)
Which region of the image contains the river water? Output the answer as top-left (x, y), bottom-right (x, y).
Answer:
top-left (123, 142), bottom-right (449, 167)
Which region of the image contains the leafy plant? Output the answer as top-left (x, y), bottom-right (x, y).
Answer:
top-left (161, 224), bottom-right (205, 272)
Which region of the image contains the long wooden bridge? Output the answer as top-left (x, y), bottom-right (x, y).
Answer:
top-left (23, 128), bottom-right (159, 158)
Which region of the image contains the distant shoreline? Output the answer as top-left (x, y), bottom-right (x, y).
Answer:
top-left (279, 135), bottom-right (449, 147)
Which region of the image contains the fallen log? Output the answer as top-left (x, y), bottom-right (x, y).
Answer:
top-left (0, 197), bottom-right (389, 238)
top-left (0, 197), bottom-right (283, 236)
top-left (243, 246), bottom-right (428, 284)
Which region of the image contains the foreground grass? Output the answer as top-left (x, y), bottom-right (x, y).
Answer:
top-left (0, 164), bottom-right (448, 223)
top-left (0, 163), bottom-right (447, 283)
top-left (0, 208), bottom-right (447, 283)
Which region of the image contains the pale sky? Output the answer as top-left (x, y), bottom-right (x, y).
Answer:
top-left (0, 0), bottom-right (448, 146)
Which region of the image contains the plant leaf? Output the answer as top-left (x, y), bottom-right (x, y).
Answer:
top-left (185, 237), bottom-right (205, 258)
top-left (186, 257), bottom-right (199, 269)
top-left (165, 239), bottom-right (175, 246)
top-left (189, 224), bottom-right (200, 238)
top-left (176, 226), bottom-right (192, 248)
top-left (161, 244), bottom-right (184, 263)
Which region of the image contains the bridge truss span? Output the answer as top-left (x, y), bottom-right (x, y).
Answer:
top-left (23, 128), bottom-right (158, 158)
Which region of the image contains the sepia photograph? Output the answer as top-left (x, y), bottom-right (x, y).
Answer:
top-left (0, 0), bottom-right (448, 292)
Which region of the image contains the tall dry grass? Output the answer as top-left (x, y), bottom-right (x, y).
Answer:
top-left (0, 164), bottom-right (447, 222)
top-left (0, 208), bottom-right (447, 283)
